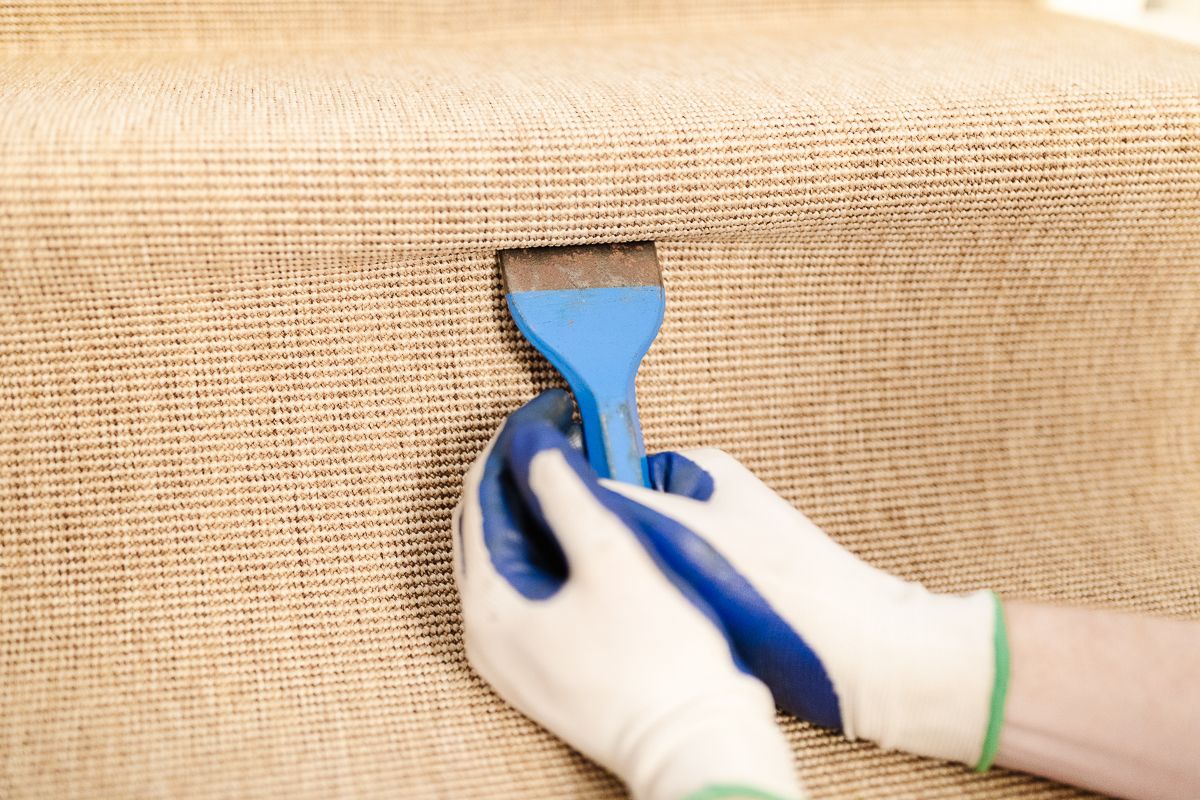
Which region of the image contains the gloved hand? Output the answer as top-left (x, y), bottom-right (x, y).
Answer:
top-left (452, 390), bottom-right (806, 800)
top-left (603, 449), bottom-right (1009, 771)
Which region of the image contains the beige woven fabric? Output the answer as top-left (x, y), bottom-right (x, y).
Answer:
top-left (3, 3), bottom-right (1200, 798)
top-left (0, 1), bottom-right (1027, 54)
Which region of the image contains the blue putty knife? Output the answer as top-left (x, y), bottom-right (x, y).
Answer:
top-left (499, 242), bottom-right (665, 487)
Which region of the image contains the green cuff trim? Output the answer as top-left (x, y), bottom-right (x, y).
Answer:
top-left (974, 591), bottom-right (1010, 772)
top-left (681, 784), bottom-right (803, 800)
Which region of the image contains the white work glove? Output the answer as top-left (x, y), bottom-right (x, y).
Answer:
top-left (604, 448), bottom-right (1009, 771)
top-left (453, 390), bottom-right (806, 800)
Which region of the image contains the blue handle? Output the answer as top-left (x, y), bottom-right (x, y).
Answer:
top-left (571, 361), bottom-right (649, 486)
top-left (505, 286), bottom-right (664, 486)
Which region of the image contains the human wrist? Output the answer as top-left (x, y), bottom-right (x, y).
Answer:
top-left (843, 587), bottom-right (1004, 766)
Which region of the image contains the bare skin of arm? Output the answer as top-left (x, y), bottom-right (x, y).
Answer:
top-left (996, 601), bottom-right (1200, 800)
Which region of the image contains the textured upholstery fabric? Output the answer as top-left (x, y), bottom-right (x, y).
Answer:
top-left (3, 2), bottom-right (1200, 798)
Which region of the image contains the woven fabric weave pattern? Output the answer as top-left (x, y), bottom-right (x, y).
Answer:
top-left (0, 1), bottom-right (1027, 53)
top-left (3, 3), bottom-right (1200, 798)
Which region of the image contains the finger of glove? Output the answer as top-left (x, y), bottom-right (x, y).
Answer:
top-left (596, 482), bottom-right (760, 616)
top-left (651, 447), bottom-right (798, 514)
top-left (646, 450), bottom-right (715, 500)
top-left (601, 477), bottom-right (717, 529)
top-left (506, 420), bottom-right (648, 578)
top-left (467, 389), bottom-right (574, 483)
top-left (460, 389), bottom-right (575, 596)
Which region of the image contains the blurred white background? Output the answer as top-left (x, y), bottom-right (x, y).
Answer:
top-left (1046, 0), bottom-right (1200, 44)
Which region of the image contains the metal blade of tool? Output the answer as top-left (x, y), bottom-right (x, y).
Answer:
top-left (499, 242), bottom-right (665, 486)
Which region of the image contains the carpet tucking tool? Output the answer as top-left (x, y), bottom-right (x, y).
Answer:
top-left (498, 242), bottom-right (665, 487)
